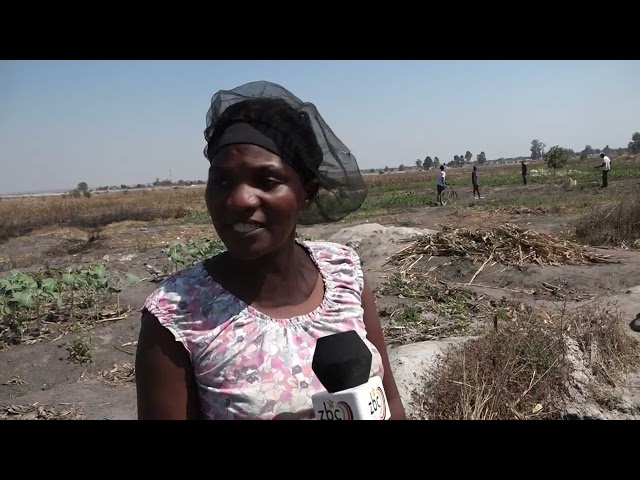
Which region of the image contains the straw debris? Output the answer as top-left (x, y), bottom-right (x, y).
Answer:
top-left (391, 223), bottom-right (614, 271)
top-left (98, 363), bottom-right (135, 386)
top-left (0, 403), bottom-right (84, 420)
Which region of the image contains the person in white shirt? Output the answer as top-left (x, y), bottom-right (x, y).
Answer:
top-left (594, 153), bottom-right (611, 188)
top-left (437, 165), bottom-right (446, 206)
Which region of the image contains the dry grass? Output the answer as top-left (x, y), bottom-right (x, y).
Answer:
top-left (0, 187), bottom-right (206, 241)
top-left (391, 223), bottom-right (615, 269)
top-left (410, 303), bottom-right (639, 420)
top-left (386, 224), bottom-right (638, 419)
top-left (568, 305), bottom-right (640, 387)
top-left (0, 161), bottom-right (537, 242)
top-left (574, 192), bottom-right (640, 248)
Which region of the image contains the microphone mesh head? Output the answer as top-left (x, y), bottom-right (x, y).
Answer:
top-left (312, 330), bottom-right (373, 393)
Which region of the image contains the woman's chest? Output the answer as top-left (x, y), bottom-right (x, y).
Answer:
top-left (190, 313), bottom-right (382, 420)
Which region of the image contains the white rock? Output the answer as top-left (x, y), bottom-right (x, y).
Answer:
top-left (387, 337), bottom-right (475, 418)
top-left (327, 223), bottom-right (437, 272)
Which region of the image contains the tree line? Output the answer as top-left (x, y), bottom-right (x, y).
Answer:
top-left (366, 131), bottom-right (639, 174)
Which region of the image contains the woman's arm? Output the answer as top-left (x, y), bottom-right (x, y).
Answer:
top-left (135, 310), bottom-right (201, 420)
top-left (361, 280), bottom-right (407, 420)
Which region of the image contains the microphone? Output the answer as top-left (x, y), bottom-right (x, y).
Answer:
top-left (311, 330), bottom-right (390, 420)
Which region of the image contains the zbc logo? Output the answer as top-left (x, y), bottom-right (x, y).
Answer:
top-left (317, 400), bottom-right (354, 420)
top-left (368, 387), bottom-right (386, 419)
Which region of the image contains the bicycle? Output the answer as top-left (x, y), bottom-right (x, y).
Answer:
top-left (440, 184), bottom-right (458, 206)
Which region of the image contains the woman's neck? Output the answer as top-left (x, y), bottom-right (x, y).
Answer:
top-left (235, 236), bottom-right (300, 281)
top-left (212, 236), bottom-right (319, 310)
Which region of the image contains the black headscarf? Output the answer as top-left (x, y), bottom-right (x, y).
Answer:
top-left (203, 81), bottom-right (367, 225)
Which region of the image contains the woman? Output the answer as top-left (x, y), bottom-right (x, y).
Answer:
top-left (135, 81), bottom-right (406, 420)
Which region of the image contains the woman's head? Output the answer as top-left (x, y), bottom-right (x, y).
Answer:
top-left (201, 81), bottom-right (368, 260)
top-left (204, 97), bottom-right (323, 260)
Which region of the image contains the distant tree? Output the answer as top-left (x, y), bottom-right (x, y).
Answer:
top-left (465, 151), bottom-right (473, 163)
top-left (384, 166), bottom-right (389, 172)
top-left (545, 146), bottom-right (570, 173)
top-left (424, 156), bottom-right (433, 169)
top-left (530, 139), bottom-right (546, 160)
top-left (433, 157), bottom-right (440, 166)
top-left (77, 182), bottom-right (88, 192)
top-left (602, 145), bottom-right (614, 156)
top-left (415, 159), bottom-right (423, 169)
top-left (452, 155), bottom-right (465, 166)
top-left (628, 132), bottom-right (640, 154)
top-left (579, 145), bottom-right (591, 161)
top-left (477, 151), bottom-right (487, 164)
top-left (398, 164), bottom-right (405, 171)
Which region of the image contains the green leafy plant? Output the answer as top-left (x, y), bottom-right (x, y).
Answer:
top-left (0, 263), bottom-right (142, 348)
top-left (162, 238), bottom-right (226, 272)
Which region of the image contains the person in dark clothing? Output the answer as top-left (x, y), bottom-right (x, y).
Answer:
top-left (472, 166), bottom-right (481, 199)
top-left (436, 165), bottom-right (446, 206)
top-left (594, 153), bottom-right (611, 188)
top-left (521, 161), bottom-right (528, 185)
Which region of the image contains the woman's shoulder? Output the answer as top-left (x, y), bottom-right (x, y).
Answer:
top-left (145, 261), bottom-right (208, 294)
top-left (140, 261), bottom-right (243, 352)
top-left (141, 262), bottom-right (226, 321)
top-left (301, 240), bottom-right (364, 292)
top-left (302, 239), bottom-right (362, 266)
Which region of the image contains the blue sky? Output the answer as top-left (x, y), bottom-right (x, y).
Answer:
top-left (1, 60), bottom-right (638, 194)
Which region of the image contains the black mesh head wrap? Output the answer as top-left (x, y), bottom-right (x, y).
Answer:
top-left (203, 81), bottom-right (367, 225)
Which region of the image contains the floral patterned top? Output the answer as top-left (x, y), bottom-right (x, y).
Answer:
top-left (142, 240), bottom-right (385, 420)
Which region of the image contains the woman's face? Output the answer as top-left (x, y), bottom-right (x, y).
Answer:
top-left (206, 144), bottom-right (313, 261)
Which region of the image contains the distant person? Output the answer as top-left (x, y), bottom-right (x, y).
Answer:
top-left (594, 152), bottom-right (611, 188)
top-left (521, 161), bottom-right (528, 185)
top-left (472, 165), bottom-right (481, 199)
top-left (437, 165), bottom-right (446, 206)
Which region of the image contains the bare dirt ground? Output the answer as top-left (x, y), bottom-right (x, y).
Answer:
top-left (1, 179), bottom-right (639, 419)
